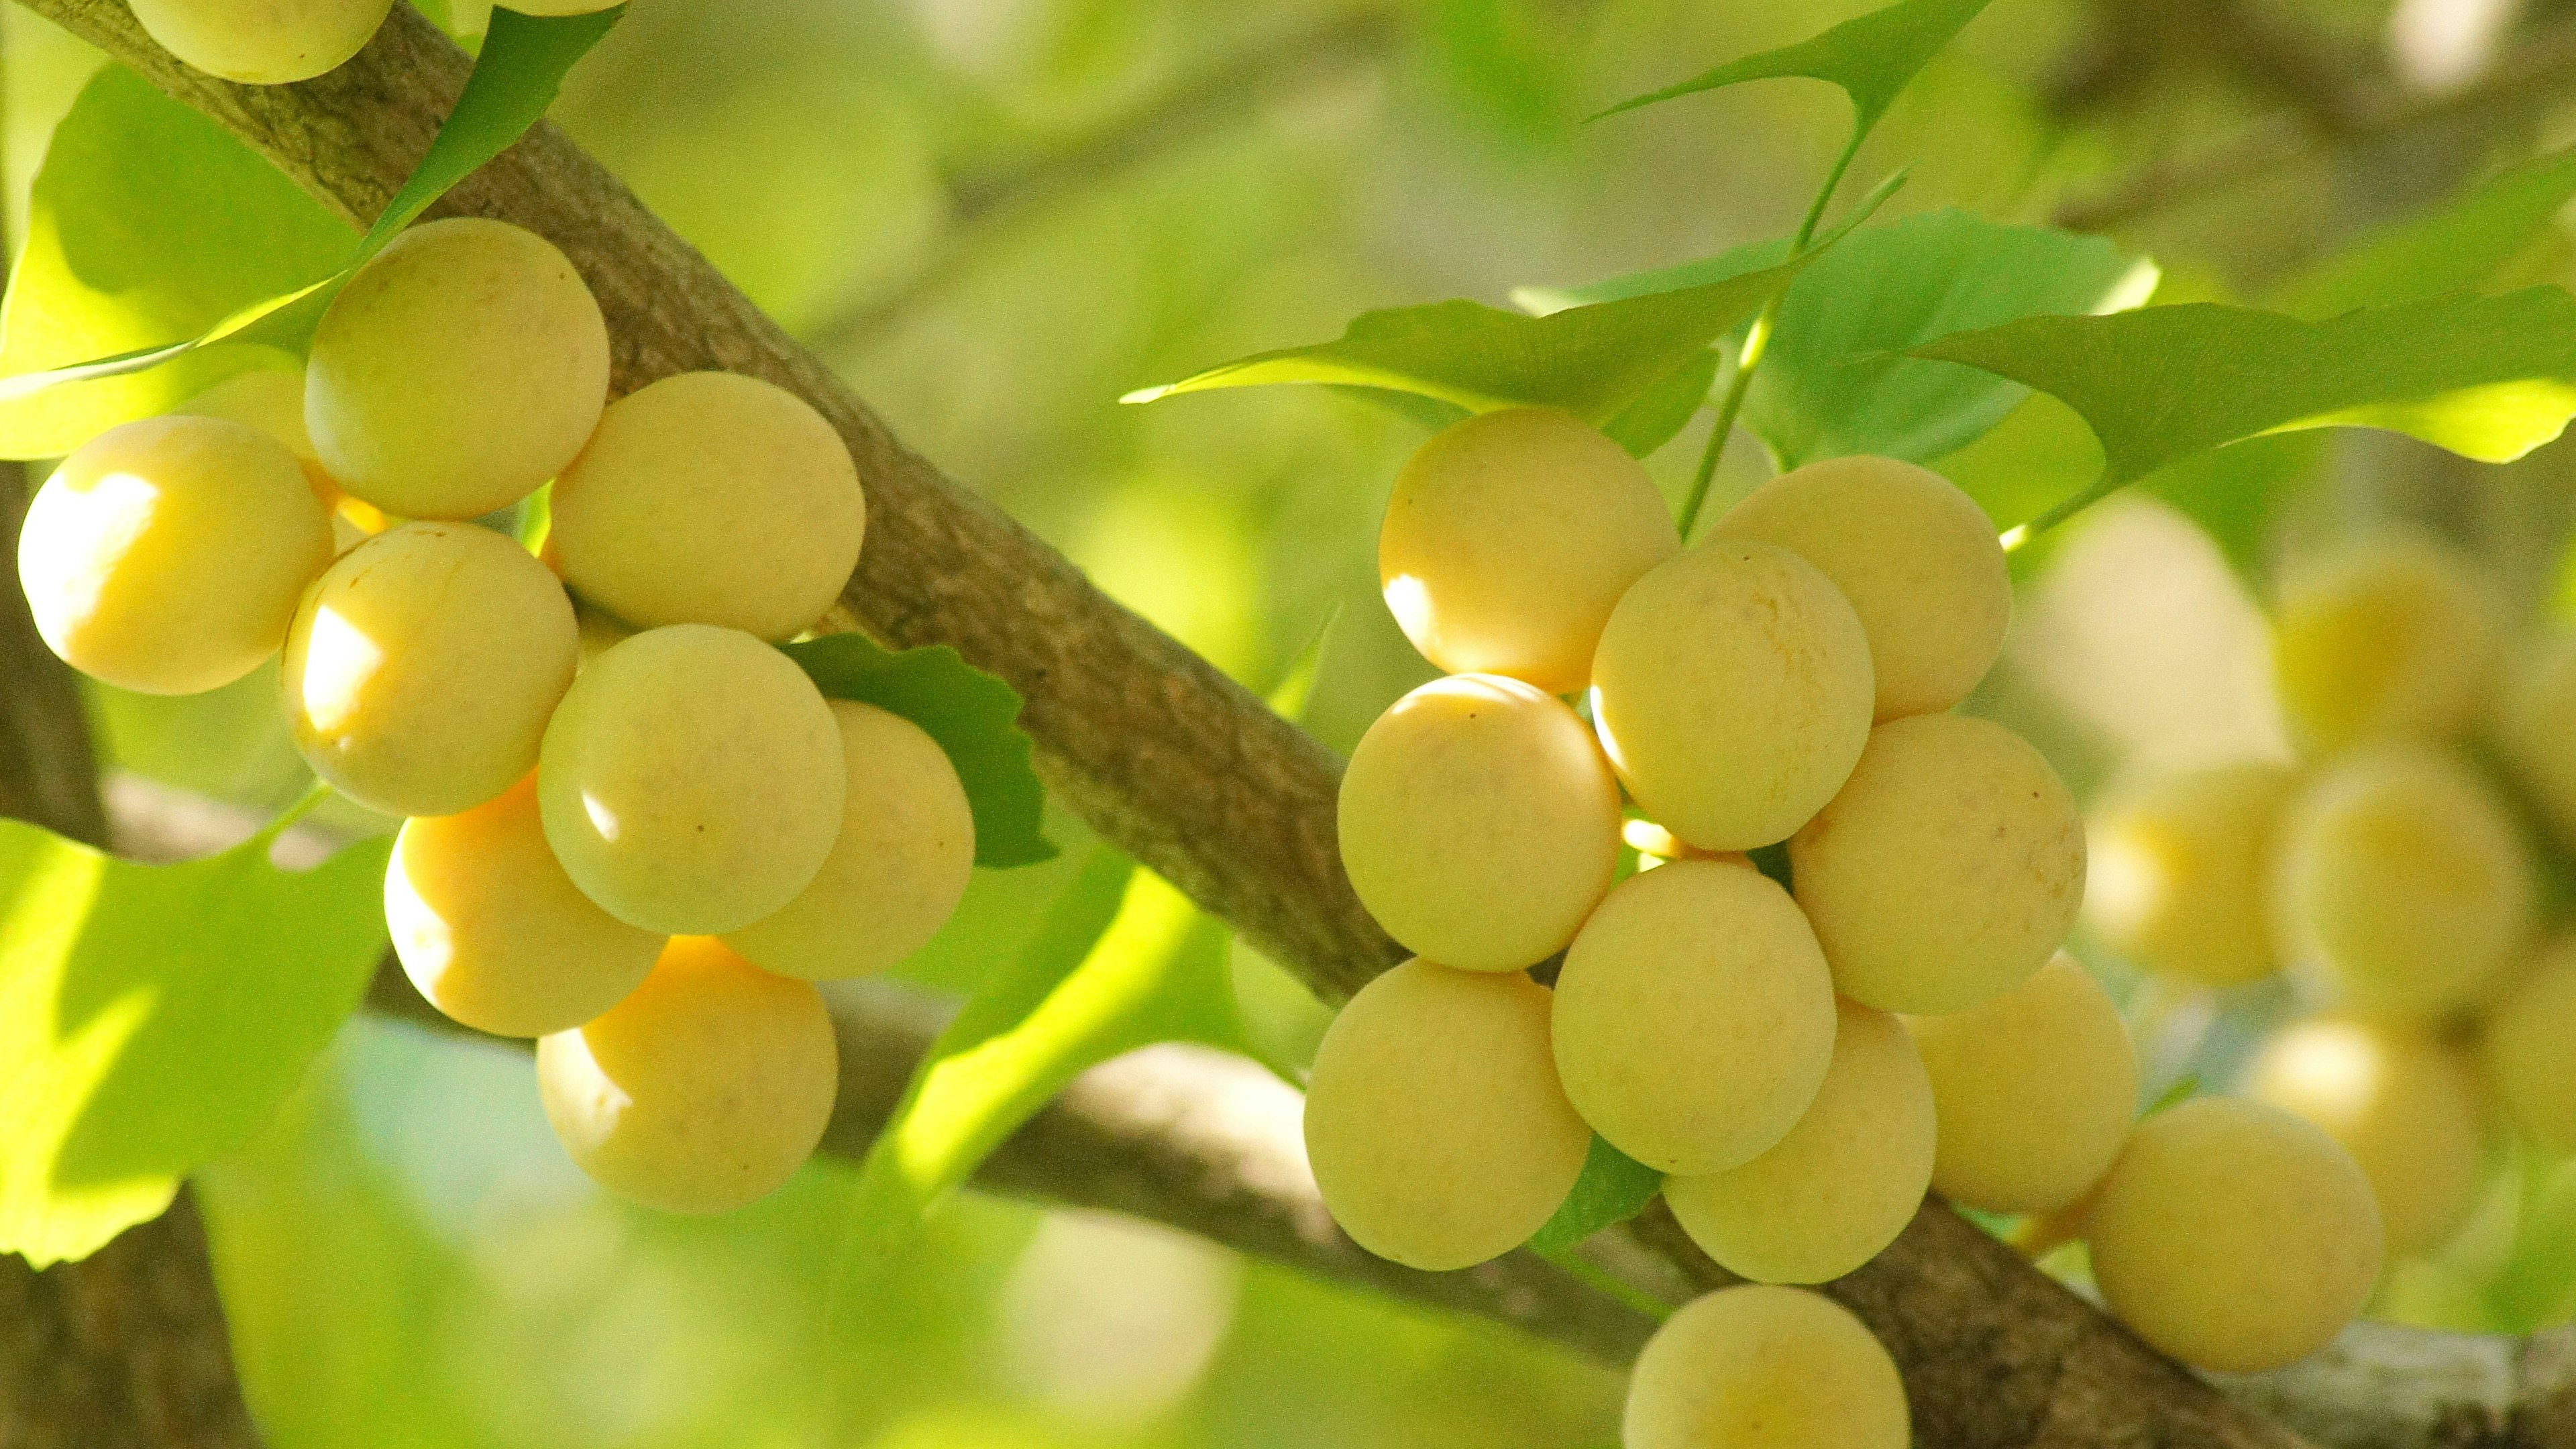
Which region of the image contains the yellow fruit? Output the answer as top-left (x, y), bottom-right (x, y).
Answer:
top-left (2245, 1016), bottom-right (2485, 1254)
top-left (1377, 407), bottom-right (1677, 694)
top-left (1301, 961), bottom-right (1591, 1271)
top-left (386, 773), bottom-right (663, 1038)
top-left (1551, 859), bottom-right (1837, 1175)
top-left (537, 936), bottom-right (838, 1214)
top-left (1336, 674), bottom-right (1621, 972)
top-left (174, 366), bottom-right (336, 499)
top-left (128, 0), bottom-right (392, 84)
top-left (2494, 631), bottom-right (2576, 851)
top-left (1905, 954), bottom-right (2140, 1214)
top-left (280, 521), bottom-right (578, 817)
top-left (2483, 935), bottom-right (2576, 1152)
top-left (1591, 539), bottom-right (1874, 851)
top-left (1623, 1285), bottom-right (1908, 1449)
top-left (307, 217), bottom-right (608, 520)
top-left (548, 371), bottom-right (866, 641)
top-left (1713, 455), bottom-right (2008, 720)
top-left (18, 415), bottom-right (332, 695)
top-left (506, 0), bottom-right (620, 11)
top-left (722, 700), bottom-right (975, 979)
top-left (2271, 745), bottom-right (2533, 1016)
top-left (1791, 714), bottom-right (2084, 1015)
top-left (1663, 998), bottom-right (1934, 1284)
top-left (2084, 760), bottom-right (2298, 987)
top-left (2086, 1097), bottom-right (2383, 1374)
top-left (2273, 531), bottom-right (2503, 755)
top-left (537, 624), bottom-right (846, 935)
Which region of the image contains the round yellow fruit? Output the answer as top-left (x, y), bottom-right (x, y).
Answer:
top-left (537, 624), bottom-right (847, 935)
top-left (2273, 531), bottom-right (2502, 756)
top-left (2494, 631), bottom-right (2576, 851)
top-left (129, 0), bottom-right (392, 84)
top-left (1301, 960), bottom-right (1592, 1271)
top-left (2084, 759), bottom-right (2298, 987)
top-left (548, 371), bottom-right (866, 641)
top-left (1664, 998), bottom-right (1935, 1285)
top-left (307, 217), bottom-right (609, 520)
top-left (1591, 538), bottom-right (1874, 851)
top-left (1377, 407), bottom-right (1677, 694)
top-left (386, 773), bottom-right (664, 1038)
top-left (2245, 1016), bottom-right (2485, 1254)
top-left (2086, 1096), bottom-right (2383, 1374)
top-left (174, 366), bottom-right (337, 500)
top-left (1791, 714), bottom-right (2084, 1015)
top-left (18, 415), bottom-right (332, 695)
top-left (1713, 455), bottom-right (2008, 721)
top-left (2271, 745), bottom-right (2533, 1016)
top-left (1336, 674), bottom-right (1621, 972)
top-left (1905, 953), bottom-right (2140, 1215)
top-left (1623, 1285), bottom-right (1908, 1449)
top-left (537, 936), bottom-right (839, 1214)
top-left (2483, 934), bottom-right (2576, 1152)
top-left (281, 521), bottom-right (578, 817)
top-left (722, 700), bottom-right (975, 979)
top-left (1551, 859), bottom-right (1837, 1175)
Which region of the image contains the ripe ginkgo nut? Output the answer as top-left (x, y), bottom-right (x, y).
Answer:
top-left (1623, 1286), bottom-right (1908, 1449)
top-left (2483, 934), bottom-right (2576, 1153)
top-left (129, 0), bottom-right (393, 85)
top-left (2084, 759), bottom-right (2298, 987)
top-left (537, 936), bottom-right (839, 1215)
top-left (1378, 407), bottom-right (1677, 694)
top-left (1337, 674), bottom-right (1621, 972)
top-left (2272, 531), bottom-right (2502, 755)
top-left (2245, 1015), bottom-right (2485, 1255)
top-left (18, 415), bottom-right (332, 696)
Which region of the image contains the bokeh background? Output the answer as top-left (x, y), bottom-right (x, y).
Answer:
top-left (15, 0), bottom-right (2576, 1443)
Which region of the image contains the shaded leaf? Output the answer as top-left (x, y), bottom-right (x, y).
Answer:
top-left (1527, 1135), bottom-right (1664, 1254)
top-left (0, 822), bottom-right (390, 1266)
top-left (779, 633), bottom-right (1053, 869)
top-left (1601, 347), bottom-right (1723, 458)
top-left (1597, 0), bottom-right (1993, 132)
top-left (2271, 146), bottom-right (2576, 321)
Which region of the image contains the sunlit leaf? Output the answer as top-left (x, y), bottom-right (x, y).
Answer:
top-left (2271, 146), bottom-right (2576, 320)
top-left (1527, 1136), bottom-right (1663, 1254)
top-left (1596, 0), bottom-right (1993, 132)
top-left (0, 821), bottom-right (390, 1266)
top-left (780, 633), bottom-right (1053, 869)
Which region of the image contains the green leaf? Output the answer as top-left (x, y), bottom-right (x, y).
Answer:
top-left (1601, 347), bottom-right (1723, 458)
top-left (830, 849), bottom-right (1245, 1301)
top-left (0, 67), bottom-right (353, 458)
top-left (0, 7), bottom-right (623, 439)
top-left (2270, 146), bottom-right (2576, 321)
top-left (0, 821), bottom-right (390, 1266)
top-left (1597, 0), bottom-right (1993, 133)
top-left (1913, 289), bottom-right (2576, 536)
top-left (778, 633), bottom-right (1053, 869)
top-left (1527, 1136), bottom-right (1663, 1254)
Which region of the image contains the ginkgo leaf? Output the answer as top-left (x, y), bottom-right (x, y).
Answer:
top-left (1596, 0), bottom-right (1992, 132)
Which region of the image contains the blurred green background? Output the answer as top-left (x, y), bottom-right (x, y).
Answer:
top-left (21, 0), bottom-right (2576, 1442)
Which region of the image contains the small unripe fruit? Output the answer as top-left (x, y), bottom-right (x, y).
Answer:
top-left (538, 625), bottom-right (847, 935)
top-left (1623, 1286), bottom-right (1908, 1449)
top-left (2483, 935), bottom-right (2576, 1152)
top-left (18, 415), bottom-right (332, 695)
top-left (1378, 407), bottom-right (1677, 694)
top-left (1591, 539), bottom-right (1874, 851)
top-left (2087, 1097), bottom-right (2383, 1374)
top-left (1337, 675), bottom-right (1621, 972)
top-left (1792, 714), bottom-right (2084, 1015)
top-left (2271, 745), bottom-right (2533, 1016)
top-left (1551, 860), bottom-right (1837, 1175)
top-left (386, 774), bottom-right (664, 1038)
top-left (281, 521), bottom-right (578, 817)
top-left (1301, 961), bottom-right (1592, 1271)
top-left (723, 700), bottom-right (975, 980)
top-left (538, 936), bottom-right (838, 1214)
top-left (1906, 954), bottom-right (2140, 1214)
top-left (1664, 998), bottom-right (1935, 1285)
top-left (549, 371), bottom-right (866, 641)
top-left (1713, 455), bottom-right (2008, 720)
top-left (307, 217), bottom-right (609, 520)
top-left (129, 0), bottom-right (393, 85)
top-left (2273, 532), bottom-right (2502, 755)
top-left (2245, 1016), bottom-right (2485, 1254)
top-left (2085, 759), bottom-right (2298, 987)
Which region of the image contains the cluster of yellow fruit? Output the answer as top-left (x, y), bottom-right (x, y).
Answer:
top-left (1299, 409), bottom-right (2390, 1444)
top-left (15, 216), bottom-right (977, 1214)
top-left (2092, 530), bottom-right (2576, 1278)
top-left (129, 0), bottom-right (617, 88)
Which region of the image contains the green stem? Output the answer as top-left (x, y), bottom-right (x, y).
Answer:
top-left (1532, 1242), bottom-right (1680, 1323)
top-left (252, 778), bottom-right (335, 847)
top-left (1674, 126), bottom-right (1868, 542)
